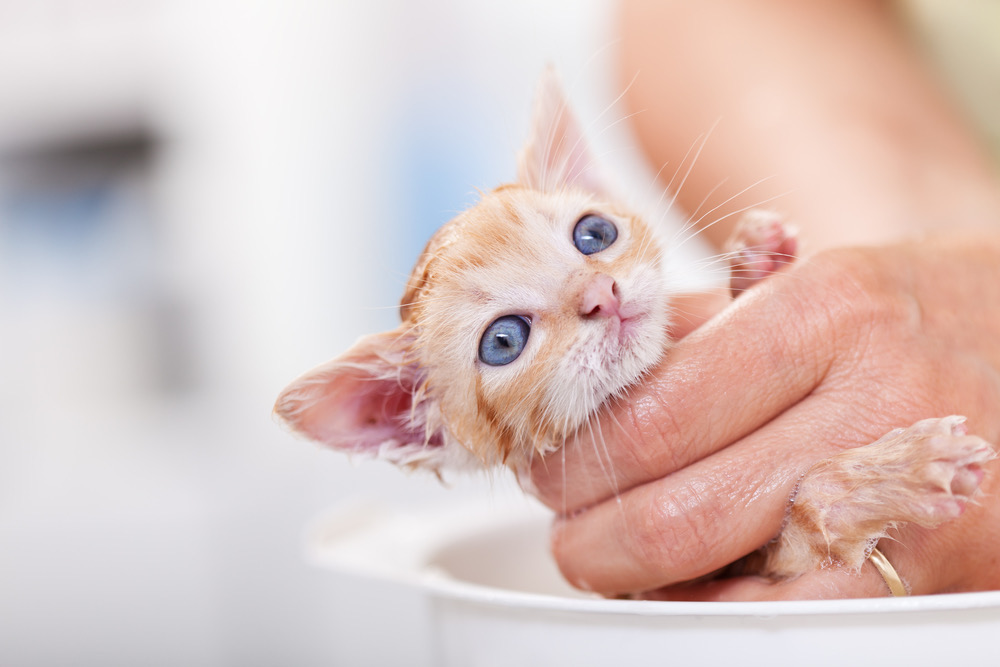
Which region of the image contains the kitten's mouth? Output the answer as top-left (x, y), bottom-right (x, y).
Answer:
top-left (615, 303), bottom-right (645, 339)
top-left (609, 311), bottom-right (643, 348)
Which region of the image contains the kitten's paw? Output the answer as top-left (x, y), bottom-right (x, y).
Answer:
top-left (863, 416), bottom-right (995, 523)
top-left (762, 416), bottom-right (996, 578)
top-left (725, 210), bottom-right (798, 296)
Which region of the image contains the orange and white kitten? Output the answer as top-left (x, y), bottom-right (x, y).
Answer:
top-left (275, 72), bottom-right (994, 585)
top-left (275, 71), bottom-right (675, 473)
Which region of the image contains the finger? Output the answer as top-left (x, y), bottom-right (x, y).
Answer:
top-left (638, 509), bottom-right (994, 601)
top-left (549, 386), bottom-right (1000, 596)
top-left (639, 560), bottom-right (890, 601)
top-left (547, 406), bottom-right (842, 594)
top-left (545, 380), bottom-right (952, 595)
top-left (530, 257), bottom-right (852, 513)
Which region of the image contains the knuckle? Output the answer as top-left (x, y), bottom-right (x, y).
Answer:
top-left (799, 249), bottom-right (884, 334)
top-left (789, 247), bottom-right (920, 377)
top-left (804, 247), bottom-right (915, 331)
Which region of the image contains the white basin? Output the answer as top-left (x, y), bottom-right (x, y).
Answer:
top-left (307, 497), bottom-right (1000, 666)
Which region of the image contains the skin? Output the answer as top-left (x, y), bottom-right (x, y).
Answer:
top-left (527, 0), bottom-right (1000, 600)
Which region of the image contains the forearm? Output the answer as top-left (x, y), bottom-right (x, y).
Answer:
top-left (619, 0), bottom-right (1000, 251)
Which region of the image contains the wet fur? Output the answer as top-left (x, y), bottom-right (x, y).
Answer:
top-left (275, 71), bottom-right (995, 587)
top-left (275, 70), bottom-right (673, 472)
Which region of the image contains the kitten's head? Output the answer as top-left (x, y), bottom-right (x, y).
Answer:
top-left (274, 71), bottom-right (672, 473)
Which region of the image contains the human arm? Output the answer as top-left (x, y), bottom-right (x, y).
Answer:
top-left (619, 0), bottom-right (1000, 251)
top-left (526, 0), bottom-right (1000, 599)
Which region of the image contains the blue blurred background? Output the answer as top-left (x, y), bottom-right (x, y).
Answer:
top-left (0, 1), bottom-right (647, 664)
top-left (3, 1), bottom-right (998, 665)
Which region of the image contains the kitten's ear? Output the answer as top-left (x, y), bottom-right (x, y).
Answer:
top-left (273, 327), bottom-right (451, 471)
top-left (517, 68), bottom-right (605, 195)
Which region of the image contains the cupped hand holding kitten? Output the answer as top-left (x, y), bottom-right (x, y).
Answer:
top-left (523, 0), bottom-right (1000, 600)
top-left (528, 234), bottom-right (1000, 600)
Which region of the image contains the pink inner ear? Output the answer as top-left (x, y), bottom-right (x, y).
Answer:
top-left (303, 368), bottom-right (419, 452)
top-left (273, 329), bottom-right (440, 457)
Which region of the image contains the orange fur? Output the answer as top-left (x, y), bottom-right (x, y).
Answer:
top-left (273, 71), bottom-right (994, 590)
top-left (404, 185), bottom-right (670, 465)
top-left (274, 70), bottom-right (672, 472)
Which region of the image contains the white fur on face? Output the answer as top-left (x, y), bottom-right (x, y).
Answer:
top-left (411, 185), bottom-right (671, 465)
top-left (274, 70), bottom-right (673, 474)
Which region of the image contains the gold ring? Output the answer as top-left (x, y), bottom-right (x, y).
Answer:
top-left (869, 546), bottom-right (908, 597)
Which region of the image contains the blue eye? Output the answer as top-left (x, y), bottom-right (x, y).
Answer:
top-left (573, 214), bottom-right (618, 255)
top-left (479, 315), bottom-right (531, 366)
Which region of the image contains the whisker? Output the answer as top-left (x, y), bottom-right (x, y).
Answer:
top-left (661, 117), bottom-right (721, 223)
top-left (687, 176), bottom-right (729, 229)
top-left (602, 408), bottom-right (633, 516)
top-left (584, 408), bottom-right (621, 506)
top-left (671, 185), bottom-right (792, 254)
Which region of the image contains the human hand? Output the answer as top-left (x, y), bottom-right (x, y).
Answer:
top-left (527, 233), bottom-right (1000, 600)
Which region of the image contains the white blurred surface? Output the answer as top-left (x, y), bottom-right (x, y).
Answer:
top-left (0, 1), bottom-right (676, 665)
top-left (307, 499), bottom-right (1000, 667)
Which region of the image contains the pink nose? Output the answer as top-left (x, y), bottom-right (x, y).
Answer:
top-left (579, 273), bottom-right (621, 319)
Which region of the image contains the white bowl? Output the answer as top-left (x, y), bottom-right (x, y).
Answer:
top-left (307, 497), bottom-right (1000, 666)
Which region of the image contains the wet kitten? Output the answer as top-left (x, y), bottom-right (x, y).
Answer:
top-left (274, 70), bottom-right (677, 473)
top-left (274, 71), bottom-right (994, 587)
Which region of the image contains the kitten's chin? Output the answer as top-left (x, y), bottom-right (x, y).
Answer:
top-left (607, 318), bottom-right (670, 396)
top-left (617, 313), bottom-right (646, 347)
top-left (618, 301), bottom-right (671, 369)
top-left (566, 324), bottom-right (668, 432)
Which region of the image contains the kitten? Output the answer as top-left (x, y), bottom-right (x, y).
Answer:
top-left (274, 71), bottom-right (994, 586)
top-left (274, 70), bottom-right (677, 473)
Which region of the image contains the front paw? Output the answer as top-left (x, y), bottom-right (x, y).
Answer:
top-left (864, 416), bottom-right (995, 523)
top-left (725, 209), bottom-right (798, 296)
top-left (762, 416), bottom-right (995, 578)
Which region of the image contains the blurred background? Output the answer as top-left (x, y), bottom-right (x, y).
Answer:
top-left (3, 0), bottom-right (994, 665)
top-left (0, 1), bottom-right (646, 664)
